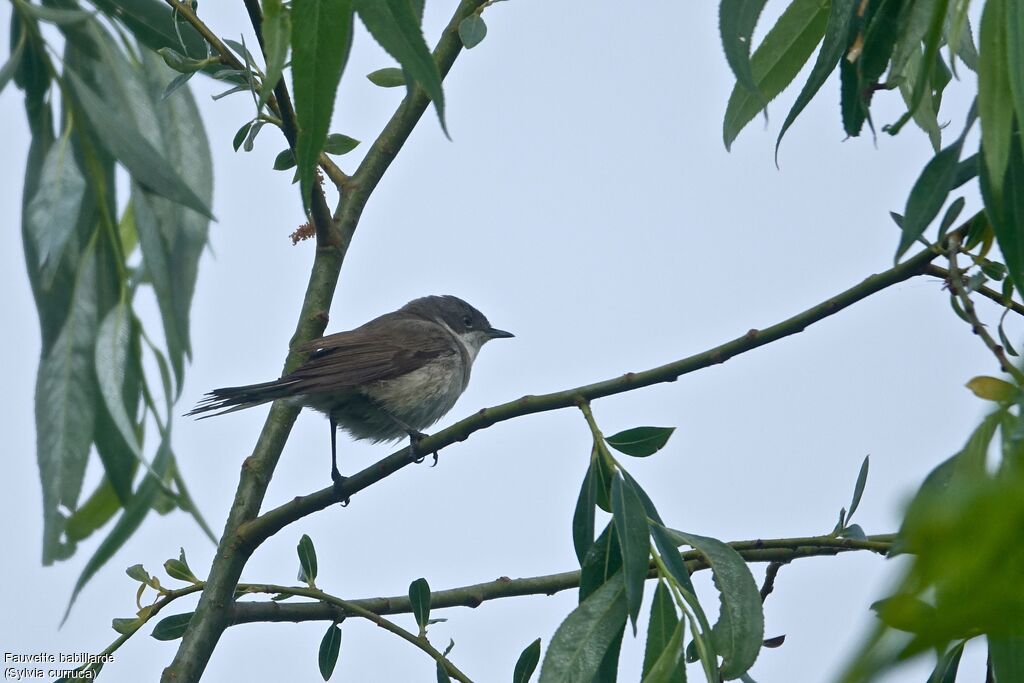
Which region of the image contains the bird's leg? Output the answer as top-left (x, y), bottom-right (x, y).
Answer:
top-left (330, 418), bottom-right (350, 505)
top-left (382, 413), bottom-right (438, 465)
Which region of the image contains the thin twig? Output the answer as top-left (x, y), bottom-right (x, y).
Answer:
top-left (924, 263), bottom-right (1024, 318)
top-left (945, 235), bottom-right (1024, 383)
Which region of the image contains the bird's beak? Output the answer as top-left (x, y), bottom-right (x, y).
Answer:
top-left (487, 328), bottom-right (514, 339)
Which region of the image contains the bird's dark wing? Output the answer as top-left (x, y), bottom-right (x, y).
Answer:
top-left (287, 316), bottom-right (455, 394)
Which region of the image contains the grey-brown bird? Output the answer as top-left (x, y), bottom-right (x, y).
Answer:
top-left (188, 295), bottom-right (513, 488)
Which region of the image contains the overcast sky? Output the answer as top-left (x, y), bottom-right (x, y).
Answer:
top-left (0, 1), bottom-right (1004, 681)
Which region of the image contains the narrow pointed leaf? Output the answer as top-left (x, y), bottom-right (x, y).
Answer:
top-left (367, 67), bottom-right (405, 87)
top-left (292, 0), bottom-right (354, 212)
top-left (847, 454), bottom-right (870, 522)
top-left (572, 461), bottom-right (598, 565)
top-left (978, 0), bottom-right (1012, 195)
top-left (24, 133), bottom-right (86, 287)
top-left (538, 573), bottom-right (627, 683)
top-left (355, 0), bottom-right (445, 132)
top-left (776, 0), bottom-right (856, 158)
top-left (410, 577), bottom-right (431, 634)
top-left (318, 622), bottom-right (342, 680)
top-left (63, 433), bottom-right (172, 622)
top-left (611, 474), bottom-right (651, 634)
top-left (323, 133), bottom-right (360, 155)
top-left (259, 0), bottom-right (291, 110)
top-left (606, 426), bottom-right (675, 457)
top-left (513, 638), bottom-right (542, 683)
top-left (641, 619), bottom-right (685, 683)
top-left (66, 70), bottom-right (213, 219)
top-left (95, 303), bottom-right (142, 464)
top-left (719, 0), bottom-right (768, 100)
top-left (151, 611), bottom-right (193, 640)
top-left (297, 534), bottom-right (318, 584)
top-left (643, 581), bottom-right (680, 678)
top-left (723, 0), bottom-right (829, 150)
top-left (665, 530), bottom-right (764, 680)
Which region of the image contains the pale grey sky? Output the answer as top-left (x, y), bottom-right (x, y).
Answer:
top-left (1, 1), bottom-right (1002, 681)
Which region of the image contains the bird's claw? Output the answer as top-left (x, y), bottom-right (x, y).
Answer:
top-left (332, 470), bottom-right (350, 506)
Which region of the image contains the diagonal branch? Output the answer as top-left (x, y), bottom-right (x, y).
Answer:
top-left (924, 264), bottom-right (1024, 318)
top-left (240, 230), bottom-right (966, 546)
top-left (160, 3), bottom-right (487, 681)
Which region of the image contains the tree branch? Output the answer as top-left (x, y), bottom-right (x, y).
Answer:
top-left (240, 231), bottom-right (964, 546)
top-left (945, 235), bottom-right (1024, 383)
top-left (923, 263), bottom-right (1024, 318)
top-left (160, 3), bottom-right (486, 681)
top-left (228, 535), bottom-right (892, 626)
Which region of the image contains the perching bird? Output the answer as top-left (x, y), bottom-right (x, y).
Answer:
top-left (188, 295), bottom-right (513, 489)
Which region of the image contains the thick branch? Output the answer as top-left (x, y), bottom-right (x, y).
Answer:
top-left (228, 535), bottom-right (892, 625)
top-left (160, 3), bottom-right (485, 681)
top-left (241, 232), bottom-right (963, 546)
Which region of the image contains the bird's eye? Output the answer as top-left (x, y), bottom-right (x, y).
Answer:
top-left (462, 315), bottom-right (474, 328)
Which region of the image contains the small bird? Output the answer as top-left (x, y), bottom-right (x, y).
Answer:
top-left (188, 295), bottom-right (513, 490)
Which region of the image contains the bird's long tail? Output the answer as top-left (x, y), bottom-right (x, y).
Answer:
top-left (186, 378), bottom-right (299, 418)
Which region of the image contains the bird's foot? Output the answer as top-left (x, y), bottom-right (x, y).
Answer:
top-left (332, 469), bottom-right (350, 507)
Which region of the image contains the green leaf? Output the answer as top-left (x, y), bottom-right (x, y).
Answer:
top-left (513, 638), bottom-right (542, 683)
top-left (233, 121), bottom-right (253, 152)
top-left (929, 640), bottom-right (965, 683)
top-left (24, 131), bottom-right (86, 288)
top-left (126, 563), bottom-right (151, 583)
top-left (111, 617), bottom-right (140, 635)
top-left (297, 533), bottom-right (318, 585)
top-left (36, 244), bottom-right (100, 566)
top-left (1007, 0), bottom-right (1024, 149)
top-left (458, 14), bottom-right (487, 49)
top-left (260, 0), bottom-right (292, 110)
top-left (318, 622), bottom-right (342, 680)
top-left (63, 434), bottom-right (173, 623)
top-left (605, 426), bottom-right (676, 457)
top-left (572, 460), bottom-right (598, 565)
top-left (355, 0), bottom-right (445, 132)
top-left (649, 523), bottom-right (695, 595)
top-left (980, 125), bottom-right (1024, 298)
top-left (885, 0), bottom-right (951, 137)
top-left (611, 474), bottom-right (651, 634)
top-left (719, 0), bottom-right (768, 101)
top-left (292, 0), bottom-right (354, 212)
top-left (0, 24), bottom-right (27, 96)
top-left (95, 303), bottom-right (143, 465)
top-left (274, 149), bottom-right (297, 170)
top-left (164, 548), bottom-right (198, 583)
top-left (990, 636), bottom-right (1024, 683)
top-left (89, 0), bottom-right (206, 56)
top-left (151, 611), bottom-right (193, 641)
top-left (367, 67), bottom-right (405, 87)
top-left (895, 106), bottom-right (974, 261)
top-left (410, 577), bottom-right (431, 635)
top-left (156, 47), bottom-right (206, 74)
top-left (128, 50), bottom-right (213, 390)
top-left (15, 3), bottom-right (93, 25)
top-left (776, 0), bottom-right (856, 159)
top-left (538, 572), bottom-right (627, 683)
top-left (436, 661), bottom-right (452, 683)
top-left (66, 70), bottom-right (213, 220)
top-left (723, 0), bottom-right (829, 150)
top-left (642, 581), bottom-right (680, 678)
top-left (323, 133), bottom-right (360, 155)
top-left (978, 0), bottom-right (1013, 196)
top-left (580, 523), bottom-right (623, 601)
top-left (665, 529), bottom-right (764, 679)
top-left (641, 619), bottom-right (685, 683)
top-left (65, 477), bottom-right (126, 541)
top-left (846, 454), bottom-right (870, 522)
